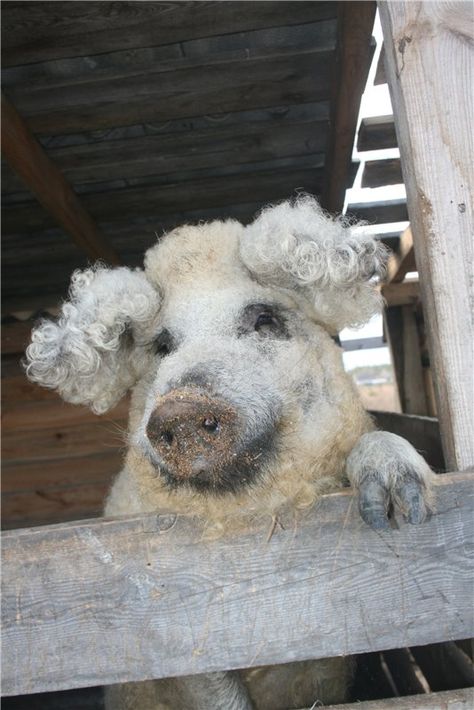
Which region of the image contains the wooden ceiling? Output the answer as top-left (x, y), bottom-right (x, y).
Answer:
top-left (1, 1), bottom-right (376, 314)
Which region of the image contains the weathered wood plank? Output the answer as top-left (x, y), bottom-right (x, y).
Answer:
top-left (2, 473), bottom-right (472, 695)
top-left (3, 21), bottom-right (337, 92)
top-left (347, 199), bottom-right (408, 224)
top-left (1, 1), bottom-right (337, 66)
top-left (380, 1), bottom-right (474, 471)
top-left (385, 304), bottom-right (428, 416)
top-left (1, 319), bottom-right (33, 355)
top-left (323, 687), bottom-right (474, 710)
top-left (2, 167), bottom-right (324, 233)
top-left (381, 280), bottom-right (420, 307)
top-left (362, 157), bottom-right (403, 188)
top-left (6, 50), bottom-right (333, 135)
top-left (2, 483), bottom-right (110, 531)
top-left (374, 44), bottom-right (387, 86)
top-left (322, 1), bottom-right (376, 213)
top-left (28, 121), bottom-right (328, 186)
top-left (1, 94), bottom-right (119, 264)
top-left (357, 115), bottom-right (397, 152)
top-left (1, 453), bottom-right (122, 495)
top-left (2, 418), bottom-right (127, 463)
top-left (385, 227), bottom-right (415, 283)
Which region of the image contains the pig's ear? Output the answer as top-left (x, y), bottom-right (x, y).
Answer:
top-left (25, 266), bottom-right (160, 414)
top-left (240, 196), bottom-right (388, 333)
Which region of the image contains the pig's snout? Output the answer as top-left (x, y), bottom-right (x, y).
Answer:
top-left (146, 389), bottom-right (239, 481)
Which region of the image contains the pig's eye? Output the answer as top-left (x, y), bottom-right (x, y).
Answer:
top-left (254, 311), bottom-right (279, 332)
top-left (153, 329), bottom-right (175, 358)
top-left (238, 303), bottom-right (289, 339)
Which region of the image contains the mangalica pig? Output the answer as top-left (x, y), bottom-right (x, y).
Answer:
top-left (26, 196), bottom-right (434, 710)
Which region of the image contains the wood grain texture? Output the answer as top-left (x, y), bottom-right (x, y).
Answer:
top-left (2, 473), bottom-right (472, 695)
top-left (23, 121), bottom-right (328, 186)
top-left (6, 49), bottom-right (333, 135)
top-left (3, 21), bottom-right (337, 92)
top-left (0, 94), bottom-right (119, 264)
top-left (322, 1), bottom-right (376, 212)
top-left (2, 167), bottom-right (324, 233)
top-left (380, 1), bottom-right (474, 470)
top-left (1, 1), bottom-right (337, 66)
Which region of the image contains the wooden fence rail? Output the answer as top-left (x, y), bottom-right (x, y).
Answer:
top-left (2, 472), bottom-right (473, 696)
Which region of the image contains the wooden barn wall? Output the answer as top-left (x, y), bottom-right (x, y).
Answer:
top-left (1, 322), bottom-right (128, 529)
top-left (2, 1), bottom-right (346, 313)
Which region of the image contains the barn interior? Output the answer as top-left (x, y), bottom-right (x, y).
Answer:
top-left (1, 2), bottom-right (472, 709)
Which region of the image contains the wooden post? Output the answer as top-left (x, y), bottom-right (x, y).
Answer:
top-left (385, 305), bottom-right (428, 416)
top-left (1, 94), bottom-right (120, 265)
top-left (322, 1), bottom-right (376, 213)
top-left (379, 1), bottom-right (474, 470)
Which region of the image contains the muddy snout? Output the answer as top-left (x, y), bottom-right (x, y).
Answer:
top-left (146, 389), bottom-right (239, 480)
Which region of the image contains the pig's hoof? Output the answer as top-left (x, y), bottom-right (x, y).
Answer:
top-left (357, 465), bottom-right (430, 530)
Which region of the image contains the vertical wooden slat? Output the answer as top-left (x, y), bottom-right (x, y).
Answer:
top-left (379, 1), bottom-right (474, 470)
top-left (322, 1), bottom-right (376, 213)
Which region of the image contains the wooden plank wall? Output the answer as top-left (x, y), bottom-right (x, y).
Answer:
top-left (1, 320), bottom-right (127, 528)
top-left (2, 473), bottom-right (472, 696)
top-left (2, 2), bottom-right (345, 314)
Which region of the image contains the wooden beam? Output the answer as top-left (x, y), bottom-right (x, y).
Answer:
top-left (381, 279), bottom-right (420, 307)
top-left (384, 305), bottom-right (429, 416)
top-left (2, 473), bottom-right (472, 696)
top-left (361, 157), bottom-right (403, 188)
top-left (321, 687), bottom-right (474, 710)
top-left (347, 198), bottom-right (408, 224)
top-left (374, 44), bottom-right (387, 85)
top-left (1, 94), bottom-right (119, 264)
top-left (379, 1), bottom-right (474, 470)
top-left (322, 1), bottom-right (376, 213)
top-left (385, 226), bottom-right (415, 283)
top-left (357, 115), bottom-right (397, 152)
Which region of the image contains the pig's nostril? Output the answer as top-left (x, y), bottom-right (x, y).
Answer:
top-left (160, 430), bottom-right (174, 446)
top-left (202, 416), bottom-right (220, 433)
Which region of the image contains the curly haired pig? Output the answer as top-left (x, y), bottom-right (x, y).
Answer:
top-left (26, 196), bottom-right (434, 710)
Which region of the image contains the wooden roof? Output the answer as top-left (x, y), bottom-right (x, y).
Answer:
top-left (1, 1), bottom-right (376, 314)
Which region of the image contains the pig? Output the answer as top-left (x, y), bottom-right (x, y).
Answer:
top-left (25, 196), bottom-right (434, 709)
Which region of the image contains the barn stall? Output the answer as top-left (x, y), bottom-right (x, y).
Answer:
top-left (1, 2), bottom-right (473, 708)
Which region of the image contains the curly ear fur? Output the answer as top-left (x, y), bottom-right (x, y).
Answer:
top-left (240, 195), bottom-right (388, 332)
top-left (25, 266), bottom-right (160, 414)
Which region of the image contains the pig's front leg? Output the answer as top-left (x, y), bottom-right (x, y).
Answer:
top-left (346, 431), bottom-right (435, 530)
top-left (177, 671), bottom-right (254, 710)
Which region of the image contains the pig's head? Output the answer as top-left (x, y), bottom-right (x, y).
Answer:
top-left (26, 197), bottom-right (386, 508)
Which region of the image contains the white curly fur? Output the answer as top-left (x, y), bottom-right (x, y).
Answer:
top-left (240, 195), bottom-right (388, 333)
top-left (25, 266), bottom-right (160, 414)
